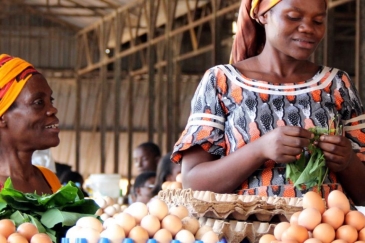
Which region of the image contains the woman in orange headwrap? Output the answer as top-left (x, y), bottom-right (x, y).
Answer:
top-left (0, 54), bottom-right (61, 194)
top-left (172, 0), bottom-right (365, 205)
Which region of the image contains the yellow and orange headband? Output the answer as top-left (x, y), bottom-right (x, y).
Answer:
top-left (250, 0), bottom-right (282, 19)
top-left (0, 54), bottom-right (39, 117)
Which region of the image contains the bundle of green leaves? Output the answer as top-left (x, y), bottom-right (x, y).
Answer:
top-left (286, 125), bottom-right (342, 190)
top-left (0, 178), bottom-right (100, 243)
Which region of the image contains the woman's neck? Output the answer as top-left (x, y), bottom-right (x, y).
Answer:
top-left (0, 148), bottom-right (35, 180)
top-left (233, 52), bottom-right (319, 84)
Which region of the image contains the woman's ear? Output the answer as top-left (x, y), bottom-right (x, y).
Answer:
top-left (0, 115), bottom-right (7, 128)
top-left (258, 13), bottom-right (268, 25)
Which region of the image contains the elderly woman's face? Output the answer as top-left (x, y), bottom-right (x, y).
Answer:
top-left (3, 74), bottom-right (60, 150)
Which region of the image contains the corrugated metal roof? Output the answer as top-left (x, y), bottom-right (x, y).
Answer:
top-left (3, 0), bottom-right (134, 30)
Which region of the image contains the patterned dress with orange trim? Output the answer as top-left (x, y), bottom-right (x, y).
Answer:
top-left (172, 64), bottom-right (365, 198)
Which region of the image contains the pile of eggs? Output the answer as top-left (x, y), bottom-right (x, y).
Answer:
top-left (0, 219), bottom-right (52, 243)
top-left (94, 196), bottom-right (127, 221)
top-left (260, 190), bottom-right (365, 243)
top-left (66, 198), bottom-right (219, 243)
top-left (161, 174), bottom-right (183, 190)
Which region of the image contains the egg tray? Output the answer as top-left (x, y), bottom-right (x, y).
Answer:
top-left (158, 189), bottom-right (303, 222)
top-left (198, 217), bottom-right (276, 243)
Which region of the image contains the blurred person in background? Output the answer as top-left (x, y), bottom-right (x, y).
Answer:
top-left (133, 142), bottom-right (161, 174)
top-left (0, 54), bottom-right (61, 194)
top-left (153, 152), bottom-right (181, 195)
top-left (59, 170), bottom-right (89, 197)
top-left (131, 171), bottom-right (156, 204)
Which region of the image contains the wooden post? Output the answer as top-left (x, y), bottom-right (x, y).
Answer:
top-left (114, 12), bottom-right (123, 173)
top-left (147, 0), bottom-right (156, 142)
top-left (100, 22), bottom-right (107, 173)
top-left (75, 35), bottom-right (82, 172)
top-left (166, 0), bottom-right (174, 151)
top-left (126, 55), bottom-right (135, 196)
top-left (212, 0), bottom-right (220, 65)
top-left (156, 43), bottom-right (164, 148)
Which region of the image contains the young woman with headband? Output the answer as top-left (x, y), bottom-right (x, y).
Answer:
top-left (172, 0), bottom-right (365, 205)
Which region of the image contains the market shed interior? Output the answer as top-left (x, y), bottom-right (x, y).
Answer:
top-left (1, 0), bottom-right (364, 194)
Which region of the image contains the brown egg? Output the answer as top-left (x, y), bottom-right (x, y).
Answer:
top-left (200, 230), bottom-right (220, 243)
top-left (259, 234), bottom-right (277, 243)
top-left (303, 238), bottom-right (322, 243)
top-left (30, 233), bottom-right (53, 243)
top-left (327, 190), bottom-right (350, 214)
top-left (358, 227), bottom-right (365, 241)
top-left (140, 215), bottom-right (160, 237)
top-left (274, 222), bottom-right (291, 240)
top-left (282, 225), bottom-right (309, 243)
top-left (169, 205), bottom-right (190, 219)
top-left (290, 211), bottom-right (301, 225)
top-left (76, 216), bottom-right (103, 233)
top-left (75, 227), bottom-right (101, 243)
top-left (161, 214), bottom-right (182, 236)
top-left (336, 225), bottom-right (358, 243)
top-left (17, 222), bottom-right (39, 241)
top-left (147, 198), bottom-right (169, 220)
top-left (100, 223), bottom-right (125, 243)
top-left (124, 202), bottom-right (149, 224)
top-left (303, 191), bottom-right (326, 214)
top-left (281, 239), bottom-right (300, 243)
top-left (0, 234), bottom-right (5, 243)
top-left (175, 229), bottom-right (195, 243)
top-left (321, 207), bottom-right (344, 230)
top-left (169, 181), bottom-right (183, 189)
top-left (298, 208), bottom-right (322, 231)
top-left (7, 233), bottom-right (28, 243)
top-left (0, 219), bottom-right (16, 238)
top-left (103, 217), bottom-right (117, 229)
top-left (176, 173), bottom-right (182, 183)
top-left (345, 211), bottom-right (365, 231)
top-left (195, 225), bottom-right (213, 240)
top-left (153, 229), bottom-right (173, 243)
top-left (161, 181), bottom-right (172, 190)
top-left (181, 216), bottom-right (200, 235)
top-left (128, 226), bottom-right (149, 243)
top-left (103, 196), bottom-right (115, 207)
top-left (332, 240), bottom-right (348, 243)
top-left (114, 212), bottom-right (136, 235)
top-left (312, 223), bottom-right (335, 243)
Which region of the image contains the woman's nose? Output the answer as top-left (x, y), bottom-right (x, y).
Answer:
top-left (46, 106), bottom-right (58, 116)
top-left (298, 20), bottom-right (315, 34)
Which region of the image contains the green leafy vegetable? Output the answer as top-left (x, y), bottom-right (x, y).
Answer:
top-left (286, 119), bottom-right (342, 190)
top-left (0, 178), bottom-right (100, 243)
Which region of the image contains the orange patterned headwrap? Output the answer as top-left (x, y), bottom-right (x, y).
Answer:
top-left (230, 0), bottom-right (282, 64)
top-left (230, 0), bottom-right (327, 63)
top-left (0, 54), bottom-right (39, 117)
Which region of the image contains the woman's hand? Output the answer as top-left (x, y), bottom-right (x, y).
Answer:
top-left (257, 126), bottom-right (313, 164)
top-left (316, 134), bottom-right (354, 172)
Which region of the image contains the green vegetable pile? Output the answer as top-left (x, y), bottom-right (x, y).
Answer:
top-left (0, 178), bottom-right (100, 243)
top-left (286, 123), bottom-right (342, 190)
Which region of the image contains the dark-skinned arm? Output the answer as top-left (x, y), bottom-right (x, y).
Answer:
top-left (337, 153), bottom-right (365, 206)
top-left (180, 126), bottom-right (313, 193)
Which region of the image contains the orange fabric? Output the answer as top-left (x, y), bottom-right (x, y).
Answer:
top-left (36, 166), bottom-right (62, 193)
top-left (0, 54), bottom-right (39, 117)
top-left (230, 0), bottom-right (281, 63)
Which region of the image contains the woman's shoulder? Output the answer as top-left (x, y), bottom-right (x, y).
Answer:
top-left (205, 64), bottom-right (241, 80)
top-left (320, 65), bottom-right (349, 76)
